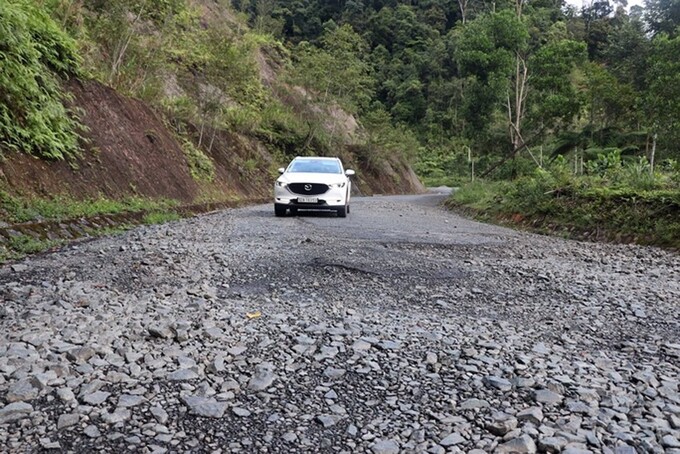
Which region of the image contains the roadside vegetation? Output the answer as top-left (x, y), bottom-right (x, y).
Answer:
top-left (1, 0), bottom-right (679, 249)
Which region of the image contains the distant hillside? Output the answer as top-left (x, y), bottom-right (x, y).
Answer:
top-left (0, 0), bottom-right (423, 213)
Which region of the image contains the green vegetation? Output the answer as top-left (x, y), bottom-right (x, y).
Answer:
top-left (142, 211), bottom-right (181, 225)
top-left (0, 0), bottom-right (82, 159)
top-left (450, 154), bottom-right (680, 248)
top-left (0, 191), bottom-right (179, 223)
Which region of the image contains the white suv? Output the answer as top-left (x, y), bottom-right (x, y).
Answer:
top-left (274, 157), bottom-right (355, 217)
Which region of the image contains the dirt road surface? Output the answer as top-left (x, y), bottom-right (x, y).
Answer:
top-left (1, 194), bottom-right (679, 453)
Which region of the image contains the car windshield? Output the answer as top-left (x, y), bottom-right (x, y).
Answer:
top-left (288, 159), bottom-right (342, 174)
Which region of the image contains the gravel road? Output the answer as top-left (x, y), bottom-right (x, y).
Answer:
top-left (1, 194), bottom-right (679, 453)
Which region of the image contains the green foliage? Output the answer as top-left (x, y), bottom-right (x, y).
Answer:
top-left (142, 211), bottom-right (181, 224)
top-left (0, 0), bottom-right (82, 159)
top-left (180, 139), bottom-right (216, 182)
top-left (290, 23), bottom-right (374, 114)
top-left (0, 190), bottom-right (179, 223)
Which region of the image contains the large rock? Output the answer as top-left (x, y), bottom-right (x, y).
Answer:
top-left (181, 396), bottom-right (228, 418)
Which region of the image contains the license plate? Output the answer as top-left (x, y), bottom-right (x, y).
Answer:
top-left (297, 197), bottom-right (318, 203)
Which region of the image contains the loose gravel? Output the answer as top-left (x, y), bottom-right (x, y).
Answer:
top-left (0, 194), bottom-right (679, 453)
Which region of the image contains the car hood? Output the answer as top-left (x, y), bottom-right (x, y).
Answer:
top-left (278, 173), bottom-right (347, 185)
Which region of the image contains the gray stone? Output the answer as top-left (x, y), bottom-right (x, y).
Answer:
top-left (495, 434), bottom-right (537, 453)
top-left (487, 418), bottom-right (518, 436)
top-left (67, 347), bottom-right (97, 363)
top-left (83, 425), bottom-right (101, 438)
top-left (102, 409), bottom-right (131, 424)
top-left (167, 369), bottom-right (199, 381)
top-left (517, 407), bottom-right (544, 425)
top-left (0, 402), bottom-right (33, 424)
top-left (248, 365), bottom-right (277, 391)
top-left (232, 407), bottom-right (251, 417)
top-left (323, 367), bottom-right (347, 380)
top-left (150, 406), bottom-right (169, 424)
top-left (6, 378), bottom-right (40, 402)
top-left (316, 414), bottom-right (341, 428)
top-left (118, 394), bottom-right (144, 407)
top-left (439, 432), bottom-right (465, 446)
top-left (663, 435), bottom-right (680, 448)
top-left (57, 413), bottom-right (80, 430)
top-left (535, 389), bottom-right (563, 405)
top-left (181, 396), bottom-right (228, 418)
top-left (57, 388), bottom-right (76, 402)
top-left (538, 436), bottom-right (568, 453)
top-left (372, 439), bottom-right (400, 454)
top-left (81, 391), bottom-right (110, 405)
top-left (459, 398), bottom-right (490, 410)
top-left (484, 376), bottom-right (512, 391)
top-left (148, 324), bottom-right (174, 339)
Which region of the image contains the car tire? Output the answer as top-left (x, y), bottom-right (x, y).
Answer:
top-left (347, 205), bottom-right (350, 214)
top-left (336, 206), bottom-right (347, 218)
top-left (274, 205), bottom-right (287, 217)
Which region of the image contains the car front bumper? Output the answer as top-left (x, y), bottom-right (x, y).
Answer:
top-left (274, 186), bottom-right (348, 209)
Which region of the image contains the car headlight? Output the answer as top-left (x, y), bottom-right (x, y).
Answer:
top-left (276, 181), bottom-right (287, 187)
top-left (331, 182), bottom-right (346, 188)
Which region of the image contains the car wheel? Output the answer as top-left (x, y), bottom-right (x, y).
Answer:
top-left (336, 206), bottom-right (347, 218)
top-left (274, 205), bottom-right (287, 217)
top-left (347, 205), bottom-right (350, 214)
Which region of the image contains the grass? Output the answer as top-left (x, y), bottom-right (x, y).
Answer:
top-left (448, 173), bottom-right (680, 250)
top-left (0, 191), bottom-right (179, 224)
top-left (143, 212), bottom-right (182, 224)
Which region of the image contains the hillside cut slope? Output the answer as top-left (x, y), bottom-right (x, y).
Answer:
top-left (0, 0), bottom-right (423, 212)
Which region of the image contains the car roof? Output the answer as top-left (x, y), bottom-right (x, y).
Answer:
top-left (292, 156), bottom-right (340, 161)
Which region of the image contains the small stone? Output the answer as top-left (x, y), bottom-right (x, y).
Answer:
top-left (372, 439), bottom-right (400, 454)
top-left (167, 369), bottom-right (199, 381)
top-left (486, 418), bottom-right (518, 436)
top-left (459, 398), bottom-right (490, 410)
top-left (148, 324), bottom-right (173, 339)
top-left (248, 365), bottom-right (277, 391)
top-left (232, 407), bottom-right (251, 417)
top-left (57, 388), bottom-right (76, 402)
top-left (484, 376), bottom-right (512, 391)
top-left (83, 425), bottom-right (101, 438)
top-left (662, 435), bottom-right (680, 448)
top-left (517, 407), bottom-right (543, 425)
top-left (150, 406), bottom-right (169, 424)
top-left (118, 394), bottom-right (145, 407)
top-left (181, 396), bottom-right (227, 418)
top-left (496, 434), bottom-right (537, 453)
top-left (439, 433), bottom-right (465, 446)
top-left (0, 402), bottom-right (33, 424)
top-left (6, 378), bottom-right (40, 402)
top-left (67, 347), bottom-right (97, 363)
top-left (316, 414), bottom-right (341, 428)
top-left (57, 413), bottom-right (80, 430)
top-left (102, 409), bottom-right (131, 424)
top-left (323, 367), bottom-right (346, 380)
top-left (538, 436), bottom-right (568, 453)
top-left (535, 389), bottom-right (563, 405)
top-left (82, 391), bottom-right (110, 405)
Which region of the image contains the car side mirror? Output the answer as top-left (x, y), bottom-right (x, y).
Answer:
top-left (278, 167), bottom-right (285, 174)
top-left (345, 169), bottom-right (355, 176)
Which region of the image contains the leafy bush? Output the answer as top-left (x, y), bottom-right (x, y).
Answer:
top-left (0, 0), bottom-right (83, 159)
top-left (180, 139), bottom-right (215, 182)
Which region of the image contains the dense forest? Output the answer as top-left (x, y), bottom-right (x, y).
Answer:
top-left (233, 0), bottom-right (680, 183)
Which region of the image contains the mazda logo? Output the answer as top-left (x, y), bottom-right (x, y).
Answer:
top-left (304, 184), bottom-right (312, 192)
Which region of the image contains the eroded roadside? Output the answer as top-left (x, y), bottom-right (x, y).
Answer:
top-left (1, 195), bottom-right (679, 453)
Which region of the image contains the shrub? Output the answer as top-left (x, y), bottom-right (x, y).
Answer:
top-left (0, 0), bottom-right (83, 159)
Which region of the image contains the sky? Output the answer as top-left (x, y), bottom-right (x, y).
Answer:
top-left (563, 0), bottom-right (645, 10)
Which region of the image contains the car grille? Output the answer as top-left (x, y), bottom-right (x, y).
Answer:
top-left (287, 183), bottom-right (329, 195)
